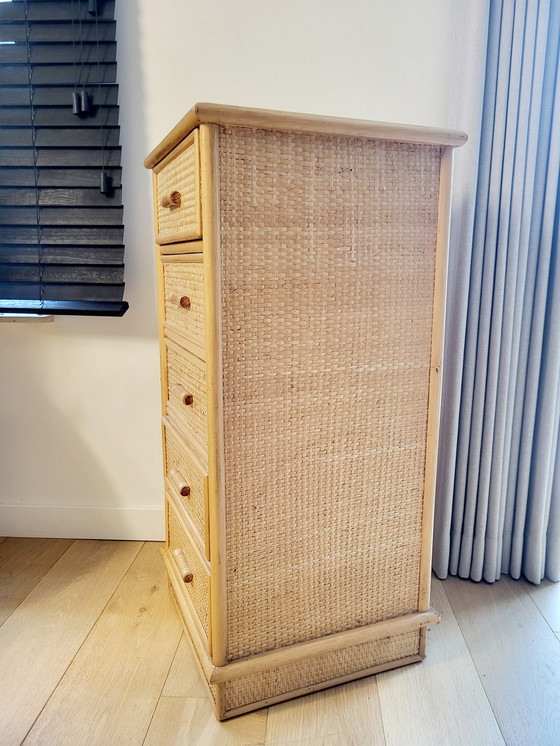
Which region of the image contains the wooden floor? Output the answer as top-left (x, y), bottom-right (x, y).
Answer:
top-left (0, 538), bottom-right (559, 745)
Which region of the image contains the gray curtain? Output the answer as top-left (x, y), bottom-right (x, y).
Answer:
top-left (434, 0), bottom-right (560, 585)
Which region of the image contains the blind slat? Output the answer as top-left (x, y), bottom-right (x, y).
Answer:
top-left (0, 245), bottom-right (124, 265)
top-left (0, 299), bottom-right (128, 317)
top-left (0, 128), bottom-right (120, 148)
top-left (0, 206), bottom-right (123, 226)
top-left (1, 85), bottom-right (119, 107)
top-left (0, 264), bottom-right (125, 283)
top-left (0, 107), bottom-right (119, 127)
top-left (0, 63), bottom-right (117, 86)
top-left (0, 283), bottom-right (125, 302)
top-left (0, 149), bottom-right (121, 168)
top-left (0, 41), bottom-right (116, 65)
top-left (0, 226), bottom-right (125, 245)
top-left (0, 187), bottom-right (122, 206)
top-left (0, 168), bottom-right (122, 188)
top-left (0, 1), bottom-right (116, 22)
top-left (0, 21), bottom-right (116, 43)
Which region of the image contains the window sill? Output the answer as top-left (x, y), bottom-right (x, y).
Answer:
top-left (0, 314), bottom-right (54, 324)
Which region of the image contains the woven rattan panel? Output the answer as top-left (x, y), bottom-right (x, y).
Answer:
top-left (218, 126), bottom-right (441, 661)
top-left (163, 262), bottom-right (205, 349)
top-left (167, 504), bottom-right (210, 635)
top-left (166, 343), bottom-right (208, 448)
top-left (164, 422), bottom-right (207, 540)
top-left (222, 630), bottom-right (420, 713)
top-left (156, 139), bottom-right (199, 242)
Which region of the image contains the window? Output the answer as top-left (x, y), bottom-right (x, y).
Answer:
top-left (0, 0), bottom-right (127, 316)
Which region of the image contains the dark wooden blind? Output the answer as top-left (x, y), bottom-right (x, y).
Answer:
top-left (0, 0), bottom-right (127, 316)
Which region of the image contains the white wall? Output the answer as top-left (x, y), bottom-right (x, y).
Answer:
top-left (0, 0), bottom-right (465, 540)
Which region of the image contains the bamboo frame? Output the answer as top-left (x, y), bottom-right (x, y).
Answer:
top-left (198, 123), bottom-right (228, 667)
top-left (418, 147), bottom-right (454, 624)
top-left (144, 103), bottom-right (467, 169)
top-left (209, 609), bottom-right (439, 684)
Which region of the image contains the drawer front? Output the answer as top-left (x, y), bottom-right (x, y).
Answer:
top-left (165, 339), bottom-right (208, 450)
top-left (162, 259), bottom-right (205, 355)
top-left (164, 416), bottom-right (209, 556)
top-left (155, 130), bottom-right (201, 244)
top-left (167, 497), bottom-right (210, 636)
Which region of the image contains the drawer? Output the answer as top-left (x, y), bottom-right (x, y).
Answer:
top-left (165, 337), bottom-right (208, 451)
top-left (167, 496), bottom-right (211, 638)
top-left (154, 130), bottom-right (202, 244)
top-left (162, 257), bottom-right (205, 358)
top-left (164, 415), bottom-right (209, 558)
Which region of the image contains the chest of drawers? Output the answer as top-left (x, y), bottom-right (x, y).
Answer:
top-left (145, 103), bottom-right (466, 720)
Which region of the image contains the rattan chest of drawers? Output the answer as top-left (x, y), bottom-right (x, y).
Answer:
top-left (145, 103), bottom-right (466, 720)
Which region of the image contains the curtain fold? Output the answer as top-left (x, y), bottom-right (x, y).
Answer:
top-left (434, 0), bottom-right (560, 584)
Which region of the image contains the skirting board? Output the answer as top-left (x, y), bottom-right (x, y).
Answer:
top-left (0, 504), bottom-right (165, 540)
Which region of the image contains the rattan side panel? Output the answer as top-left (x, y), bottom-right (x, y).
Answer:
top-left (156, 137), bottom-right (200, 243)
top-left (163, 262), bottom-right (205, 350)
top-left (222, 630), bottom-right (420, 713)
top-left (164, 422), bottom-right (207, 540)
top-left (166, 343), bottom-right (208, 448)
top-left (218, 126), bottom-right (441, 661)
top-left (168, 503), bottom-right (210, 635)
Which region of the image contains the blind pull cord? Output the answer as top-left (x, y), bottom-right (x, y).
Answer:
top-left (72, 0), bottom-right (90, 115)
top-left (24, 0), bottom-right (44, 306)
top-left (94, 5), bottom-right (111, 194)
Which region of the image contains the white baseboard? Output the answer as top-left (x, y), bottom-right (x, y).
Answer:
top-left (0, 504), bottom-right (165, 541)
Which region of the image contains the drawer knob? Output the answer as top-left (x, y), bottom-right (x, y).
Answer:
top-left (161, 190), bottom-right (181, 208)
top-left (172, 383), bottom-right (194, 406)
top-left (170, 469), bottom-right (191, 497)
top-left (172, 548), bottom-right (194, 583)
top-left (169, 293), bottom-right (191, 309)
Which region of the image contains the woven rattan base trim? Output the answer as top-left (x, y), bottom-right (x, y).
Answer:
top-left (217, 630), bottom-right (421, 719)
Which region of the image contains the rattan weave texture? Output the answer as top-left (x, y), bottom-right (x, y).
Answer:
top-left (156, 141), bottom-right (199, 241)
top-left (217, 126), bottom-right (441, 661)
top-left (168, 503), bottom-right (210, 634)
top-left (163, 262), bottom-right (206, 350)
top-left (222, 630), bottom-right (420, 712)
top-left (164, 422), bottom-right (207, 540)
top-left (166, 343), bottom-right (208, 447)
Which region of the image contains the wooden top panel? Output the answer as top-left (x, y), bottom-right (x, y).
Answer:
top-left (144, 102), bottom-right (467, 169)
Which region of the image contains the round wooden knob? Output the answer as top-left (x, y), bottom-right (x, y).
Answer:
top-left (161, 190), bottom-right (181, 208)
top-left (172, 383), bottom-right (194, 407)
top-left (172, 549), bottom-right (193, 583)
top-left (169, 293), bottom-right (191, 309)
top-left (170, 469), bottom-right (191, 497)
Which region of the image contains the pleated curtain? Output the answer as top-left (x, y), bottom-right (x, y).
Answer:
top-left (433, 0), bottom-right (560, 584)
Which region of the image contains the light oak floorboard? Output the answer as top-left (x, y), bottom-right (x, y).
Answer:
top-left (23, 542), bottom-right (182, 746)
top-left (144, 696), bottom-right (268, 745)
top-left (376, 578), bottom-right (504, 746)
top-left (0, 539), bottom-right (141, 746)
top-left (265, 676), bottom-right (385, 745)
top-left (523, 578), bottom-right (560, 632)
top-left (444, 574), bottom-right (560, 746)
top-left (162, 633), bottom-right (209, 698)
top-left (0, 536), bottom-right (74, 626)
